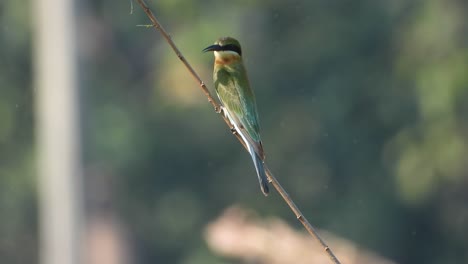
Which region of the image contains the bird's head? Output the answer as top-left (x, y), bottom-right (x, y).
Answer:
top-left (203, 37), bottom-right (242, 63)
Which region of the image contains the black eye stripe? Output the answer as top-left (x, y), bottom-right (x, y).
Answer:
top-left (220, 44), bottom-right (242, 56)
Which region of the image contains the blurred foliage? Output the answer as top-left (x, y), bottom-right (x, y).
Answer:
top-left (1, 0), bottom-right (468, 263)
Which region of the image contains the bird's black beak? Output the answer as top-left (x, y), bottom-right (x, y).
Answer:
top-left (203, 44), bottom-right (221, 53)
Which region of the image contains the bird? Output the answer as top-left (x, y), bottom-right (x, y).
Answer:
top-left (203, 37), bottom-right (269, 196)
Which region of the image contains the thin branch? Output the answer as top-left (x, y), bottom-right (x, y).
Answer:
top-left (133, 1), bottom-right (342, 264)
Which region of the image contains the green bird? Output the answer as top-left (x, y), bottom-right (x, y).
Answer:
top-left (203, 37), bottom-right (269, 196)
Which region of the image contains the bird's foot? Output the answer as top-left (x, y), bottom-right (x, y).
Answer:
top-left (230, 126), bottom-right (238, 135)
top-left (217, 106), bottom-right (226, 116)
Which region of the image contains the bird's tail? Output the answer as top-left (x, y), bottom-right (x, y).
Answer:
top-left (247, 144), bottom-right (269, 196)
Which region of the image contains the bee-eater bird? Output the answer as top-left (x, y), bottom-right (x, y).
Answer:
top-left (203, 37), bottom-right (269, 196)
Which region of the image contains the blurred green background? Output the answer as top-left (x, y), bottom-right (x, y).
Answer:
top-left (1, 0), bottom-right (468, 263)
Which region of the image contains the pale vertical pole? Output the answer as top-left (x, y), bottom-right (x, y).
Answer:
top-left (33, 0), bottom-right (84, 262)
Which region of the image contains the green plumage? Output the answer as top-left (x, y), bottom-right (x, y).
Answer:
top-left (214, 61), bottom-right (261, 144)
top-left (204, 37), bottom-right (269, 195)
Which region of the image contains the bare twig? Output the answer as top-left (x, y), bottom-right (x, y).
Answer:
top-left (133, 1), bottom-right (342, 263)
top-left (206, 206), bottom-right (397, 264)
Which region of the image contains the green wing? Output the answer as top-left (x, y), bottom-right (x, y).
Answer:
top-left (214, 65), bottom-right (262, 144)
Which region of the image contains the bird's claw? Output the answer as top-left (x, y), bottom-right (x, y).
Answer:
top-left (230, 126), bottom-right (238, 135)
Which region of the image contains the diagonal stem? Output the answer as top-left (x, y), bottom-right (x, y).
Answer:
top-left (134, 1), bottom-right (342, 263)
top-left (135, 1), bottom-right (220, 112)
